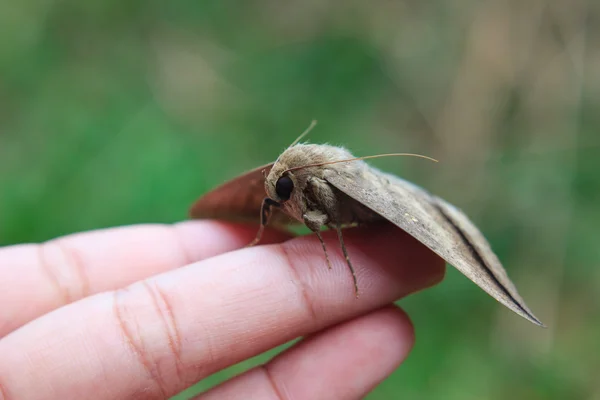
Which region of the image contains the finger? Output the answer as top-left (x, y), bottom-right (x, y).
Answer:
top-left (0, 224), bottom-right (445, 400)
top-left (0, 220), bottom-right (289, 336)
top-left (199, 306), bottom-right (414, 400)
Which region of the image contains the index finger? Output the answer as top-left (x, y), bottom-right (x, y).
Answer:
top-left (0, 224), bottom-right (445, 400)
top-left (0, 221), bottom-right (290, 337)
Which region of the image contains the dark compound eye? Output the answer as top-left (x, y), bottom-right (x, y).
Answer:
top-left (275, 175), bottom-right (294, 201)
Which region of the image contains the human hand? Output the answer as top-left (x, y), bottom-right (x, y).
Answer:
top-left (0, 221), bottom-right (444, 399)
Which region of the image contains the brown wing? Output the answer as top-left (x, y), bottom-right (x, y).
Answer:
top-left (324, 165), bottom-right (544, 326)
top-left (190, 163), bottom-right (295, 228)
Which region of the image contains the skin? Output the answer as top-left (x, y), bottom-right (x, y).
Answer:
top-left (0, 220), bottom-right (444, 400)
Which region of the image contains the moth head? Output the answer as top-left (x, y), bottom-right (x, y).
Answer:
top-left (264, 144), bottom-right (354, 206)
top-left (263, 168), bottom-right (305, 221)
top-left (263, 151), bottom-right (305, 204)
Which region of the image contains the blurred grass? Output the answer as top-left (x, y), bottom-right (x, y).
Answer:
top-left (1, 0), bottom-right (599, 399)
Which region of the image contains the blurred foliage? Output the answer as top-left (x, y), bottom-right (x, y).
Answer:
top-left (1, 0), bottom-right (599, 399)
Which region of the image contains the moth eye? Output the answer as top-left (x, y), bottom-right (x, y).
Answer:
top-left (275, 176), bottom-right (294, 201)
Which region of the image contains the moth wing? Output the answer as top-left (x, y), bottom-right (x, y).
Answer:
top-left (190, 163), bottom-right (295, 228)
top-left (324, 166), bottom-right (543, 326)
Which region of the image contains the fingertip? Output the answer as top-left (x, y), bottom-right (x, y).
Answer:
top-left (198, 305), bottom-right (417, 400)
top-left (374, 305), bottom-right (416, 362)
top-left (268, 306), bottom-right (417, 399)
top-left (348, 223), bottom-right (447, 291)
top-left (287, 223), bottom-right (446, 299)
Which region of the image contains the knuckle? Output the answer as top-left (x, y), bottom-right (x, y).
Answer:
top-left (112, 281), bottom-right (186, 398)
top-left (37, 240), bottom-right (90, 304)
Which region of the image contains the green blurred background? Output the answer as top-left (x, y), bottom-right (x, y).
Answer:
top-left (1, 0), bottom-right (599, 398)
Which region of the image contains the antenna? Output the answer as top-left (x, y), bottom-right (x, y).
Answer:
top-left (288, 120), bottom-right (318, 148)
top-left (283, 153), bottom-right (438, 174)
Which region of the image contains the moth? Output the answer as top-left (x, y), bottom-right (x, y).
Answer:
top-left (190, 122), bottom-right (544, 326)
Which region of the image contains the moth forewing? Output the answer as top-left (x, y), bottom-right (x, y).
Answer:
top-left (189, 163), bottom-right (296, 229)
top-left (432, 197), bottom-right (543, 324)
top-left (323, 164), bottom-right (544, 326)
top-left (190, 143), bottom-right (544, 327)
top-left (189, 164), bottom-right (272, 221)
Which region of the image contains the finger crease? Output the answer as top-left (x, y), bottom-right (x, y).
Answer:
top-left (142, 281), bottom-right (184, 383)
top-left (54, 240), bottom-right (90, 299)
top-left (37, 243), bottom-right (68, 305)
top-left (0, 378), bottom-right (9, 400)
top-left (260, 364), bottom-right (288, 400)
top-left (278, 243), bottom-right (319, 323)
top-left (169, 225), bottom-right (194, 266)
top-left (112, 289), bottom-right (168, 399)
top-left (37, 241), bottom-right (91, 304)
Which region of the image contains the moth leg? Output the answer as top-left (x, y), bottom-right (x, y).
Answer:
top-left (314, 230), bottom-right (332, 270)
top-left (334, 225), bottom-right (359, 298)
top-left (247, 198), bottom-right (280, 247)
top-left (303, 211), bottom-right (332, 270)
